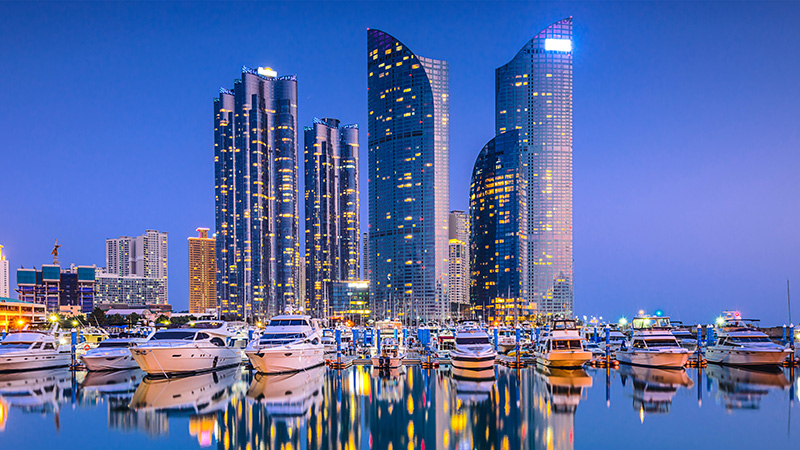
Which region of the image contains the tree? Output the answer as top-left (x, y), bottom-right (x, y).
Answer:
top-left (86, 308), bottom-right (107, 326)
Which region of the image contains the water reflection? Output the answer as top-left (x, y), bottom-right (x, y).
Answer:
top-left (0, 364), bottom-right (797, 448)
top-left (619, 365), bottom-right (693, 416)
top-left (707, 365), bottom-right (790, 411)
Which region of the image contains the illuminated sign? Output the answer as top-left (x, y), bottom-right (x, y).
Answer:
top-left (257, 67), bottom-right (277, 78)
top-left (544, 38), bottom-right (572, 52)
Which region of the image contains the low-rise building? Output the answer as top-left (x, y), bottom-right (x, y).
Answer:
top-left (16, 265), bottom-right (96, 313)
top-left (0, 297), bottom-right (47, 330)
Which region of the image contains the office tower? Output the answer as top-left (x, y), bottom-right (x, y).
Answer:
top-left (447, 211), bottom-right (469, 319)
top-left (103, 230), bottom-right (169, 304)
top-left (17, 264), bottom-right (96, 313)
top-left (215, 66), bottom-right (299, 319)
top-left (304, 118), bottom-right (360, 317)
top-left (367, 29), bottom-right (449, 321)
top-left (188, 228), bottom-right (216, 315)
top-left (0, 245), bottom-right (9, 298)
top-left (470, 131), bottom-right (526, 322)
top-left (495, 18), bottom-right (574, 316)
top-left (298, 256), bottom-right (306, 312)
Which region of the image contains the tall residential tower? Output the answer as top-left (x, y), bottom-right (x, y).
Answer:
top-left (304, 118), bottom-right (360, 317)
top-left (215, 67), bottom-right (300, 319)
top-left (367, 29), bottom-right (449, 321)
top-left (495, 18), bottom-right (574, 316)
top-left (188, 228), bottom-right (216, 314)
top-left (0, 245), bottom-right (9, 298)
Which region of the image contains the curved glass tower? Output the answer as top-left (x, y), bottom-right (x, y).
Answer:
top-left (367, 29), bottom-right (449, 322)
top-left (496, 18), bottom-right (574, 316)
top-left (469, 130), bottom-right (526, 321)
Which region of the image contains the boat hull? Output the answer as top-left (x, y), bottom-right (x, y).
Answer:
top-left (451, 353), bottom-right (496, 371)
top-left (0, 352), bottom-right (72, 372)
top-left (616, 350), bottom-right (689, 368)
top-left (371, 355), bottom-right (403, 369)
top-left (245, 347), bottom-right (324, 374)
top-left (81, 351), bottom-right (139, 371)
top-left (536, 350), bottom-right (592, 368)
top-left (705, 347), bottom-right (791, 367)
top-left (131, 346), bottom-right (240, 376)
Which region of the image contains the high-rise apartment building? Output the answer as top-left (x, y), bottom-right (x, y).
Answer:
top-left (495, 18), bottom-right (574, 316)
top-left (215, 66), bottom-right (300, 319)
top-left (367, 29), bottom-right (449, 321)
top-left (103, 230), bottom-right (169, 304)
top-left (362, 232), bottom-right (370, 280)
top-left (304, 118), bottom-right (360, 317)
top-left (470, 130), bottom-right (526, 322)
top-left (188, 228), bottom-right (216, 315)
top-left (0, 245), bottom-right (9, 298)
top-left (447, 211), bottom-right (469, 319)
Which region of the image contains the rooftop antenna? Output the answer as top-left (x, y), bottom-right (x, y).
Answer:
top-left (51, 239), bottom-right (60, 265)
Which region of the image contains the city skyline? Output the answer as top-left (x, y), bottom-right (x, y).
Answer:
top-left (1, 2), bottom-right (799, 324)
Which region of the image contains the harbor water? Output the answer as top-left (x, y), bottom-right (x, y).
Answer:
top-left (0, 364), bottom-right (798, 449)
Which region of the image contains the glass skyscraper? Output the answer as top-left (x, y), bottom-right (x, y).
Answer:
top-left (367, 29), bottom-right (449, 322)
top-left (215, 66), bottom-right (299, 319)
top-left (496, 18), bottom-right (574, 316)
top-left (469, 130), bottom-right (526, 322)
top-left (303, 118), bottom-right (360, 317)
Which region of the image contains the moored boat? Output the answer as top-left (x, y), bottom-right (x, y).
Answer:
top-left (244, 314), bottom-right (324, 374)
top-left (616, 315), bottom-right (689, 369)
top-left (534, 319), bottom-right (592, 368)
top-left (451, 328), bottom-right (497, 371)
top-left (0, 331), bottom-right (71, 372)
top-left (705, 311), bottom-right (791, 367)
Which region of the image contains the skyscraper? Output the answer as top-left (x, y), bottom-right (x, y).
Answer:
top-left (303, 118), bottom-right (360, 317)
top-left (367, 29), bottom-right (449, 322)
top-left (215, 66), bottom-right (299, 319)
top-left (0, 245), bottom-right (9, 298)
top-left (469, 130), bottom-right (526, 322)
top-left (362, 231), bottom-right (370, 280)
top-left (188, 228), bottom-right (216, 314)
top-left (447, 211), bottom-right (469, 319)
top-left (496, 18), bottom-right (574, 316)
top-left (102, 230), bottom-right (169, 304)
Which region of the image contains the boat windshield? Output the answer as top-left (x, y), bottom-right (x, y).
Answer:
top-left (731, 336), bottom-right (771, 343)
top-left (151, 331), bottom-right (196, 341)
top-left (552, 340), bottom-right (582, 350)
top-left (0, 342), bottom-right (31, 350)
top-left (260, 333), bottom-right (306, 342)
top-left (457, 337), bottom-right (489, 345)
top-left (269, 319), bottom-right (309, 326)
top-left (643, 339), bottom-right (680, 347)
top-left (97, 341), bottom-right (132, 349)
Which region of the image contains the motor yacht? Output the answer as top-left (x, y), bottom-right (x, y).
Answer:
top-left (436, 328), bottom-right (456, 358)
top-left (705, 311), bottom-right (792, 367)
top-left (534, 319), bottom-right (592, 368)
top-left (244, 314), bottom-right (324, 374)
top-left (496, 328), bottom-right (517, 353)
top-left (0, 331), bottom-right (71, 372)
top-left (81, 333), bottom-right (154, 371)
top-left (130, 321), bottom-right (240, 377)
top-left (371, 337), bottom-right (405, 369)
top-left (616, 315), bottom-right (689, 368)
top-left (671, 328), bottom-right (699, 353)
top-left (450, 328), bottom-right (497, 372)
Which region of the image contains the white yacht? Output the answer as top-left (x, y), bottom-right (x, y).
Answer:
top-left (0, 331), bottom-right (71, 372)
top-left (244, 314), bottom-right (324, 374)
top-left (130, 321), bottom-right (240, 376)
top-left (371, 337), bottom-right (405, 369)
top-left (81, 333), bottom-right (153, 371)
top-left (534, 319), bottom-right (592, 368)
top-left (496, 328), bottom-right (517, 353)
top-left (705, 311), bottom-right (791, 367)
top-left (450, 328), bottom-right (497, 372)
top-left (616, 315), bottom-right (689, 368)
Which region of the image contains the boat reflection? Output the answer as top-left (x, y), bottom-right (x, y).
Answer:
top-left (0, 367), bottom-right (72, 432)
top-left (531, 366), bottom-right (592, 450)
top-left (619, 365), bottom-right (693, 415)
top-left (130, 367), bottom-right (238, 414)
top-left (707, 364), bottom-right (790, 411)
top-left (535, 366), bottom-right (592, 414)
top-left (246, 365), bottom-right (324, 417)
top-left (81, 369), bottom-right (144, 399)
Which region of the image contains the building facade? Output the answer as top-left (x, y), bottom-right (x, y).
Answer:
top-left (94, 272), bottom-right (166, 306)
top-left (495, 18), bottom-right (574, 316)
top-left (304, 118), bottom-right (360, 318)
top-left (367, 29), bottom-right (449, 322)
top-left (17, 265), bottom-right (96, 313)
top-left (0, 245), bottom-right (9, 298)
top-left (188, 228), bottom-right (216, 314)
top-left (362, 232), bottom-right (370, 280)
top-left (215, 66), bottom-right (299, 319)
top-left (0, 298), bottom-right (47, 330)
top-left (447, 211), bottom-right (469, 319)
top-left (469, 130), bottom-right (526, 322)
top-left (329, 280), bottom-right (370, 325)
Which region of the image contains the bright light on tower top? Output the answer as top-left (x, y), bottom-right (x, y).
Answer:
top-left (257, 67), bottom-right (277, 78)
top-left (544, 38), bottom-right (572, 52)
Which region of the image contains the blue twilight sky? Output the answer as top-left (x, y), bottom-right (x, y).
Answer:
top-left (0, 1), bottom-right (798, 324)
